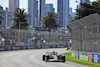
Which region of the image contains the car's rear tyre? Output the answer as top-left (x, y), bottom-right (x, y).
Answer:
top-left (43, 55), bottom-right (45, 61)
top-left (62, 56), bottom-right (66, 62)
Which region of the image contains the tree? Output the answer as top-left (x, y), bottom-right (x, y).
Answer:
top-left (74, 1), bottom-right (100, 21)
top-left (11, 8), bottom-right (29, 29)
top-left (41, 12), bottom-right (60, 42)
top-left (0, 16), bottom-right (2, 24)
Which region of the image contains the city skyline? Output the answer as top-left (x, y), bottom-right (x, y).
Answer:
top-left (0, 0), bottom-right (97, 13)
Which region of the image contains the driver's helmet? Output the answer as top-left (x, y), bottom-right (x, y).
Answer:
top-left (52, 51), bottom-right (55, 53)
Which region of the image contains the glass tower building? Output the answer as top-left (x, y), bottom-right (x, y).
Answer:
top-left (46, 4), bottom-right (53, 13)
top-left (81, 0), bottom-right (90, 4)
top-left (38, 0), bottom-right (45, 25)
top-left (9, 0), bottom-right (19, 13)
top-left (57, 0), bottom-right (69, 28)
top-left (28, 0), bottom-right (38, 27)
top-left (77, 0), bottom-right (90, 9)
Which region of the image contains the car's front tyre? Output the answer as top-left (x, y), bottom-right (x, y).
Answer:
top-left (43, 55), bottom-right (45, 61)
top-left (45, 56), bottom-right (49, 62)
top-left (62, 56), bottom-right (66, 62)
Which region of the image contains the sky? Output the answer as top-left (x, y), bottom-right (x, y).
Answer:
top-left (0, 0), bottom-right (97, 13)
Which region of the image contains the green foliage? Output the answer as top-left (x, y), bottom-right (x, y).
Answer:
top-left (62, 52), bottom-right (100, 67)
top-left (0, 16), bottom-right (2, 24)
top-left (74, 1), bottom-right (100, 21)
top-left (41, 12), bottom-right (60, 32)
top-left (12, 8), bottom-right (29, 29)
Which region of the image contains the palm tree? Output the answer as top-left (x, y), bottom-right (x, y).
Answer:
top-left (12, 8), bottom-right (29, 29)
top-left (41, 12), bottom-right (60, 42)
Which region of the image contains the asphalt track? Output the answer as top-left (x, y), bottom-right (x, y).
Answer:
top-left (0, 48), bottom-right (87, 67)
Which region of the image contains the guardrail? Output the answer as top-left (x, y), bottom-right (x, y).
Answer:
top-left (0, 45), bottom-right (67, 51)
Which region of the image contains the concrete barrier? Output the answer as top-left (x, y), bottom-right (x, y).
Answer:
top-left (27, 45), bottom-right (35, 49)
top-left (0, 45), bottom-right (66, 51)
top-left (12, 46), bottom-right (20, 50)
top-left (0, 46), bottom-right (5, 51)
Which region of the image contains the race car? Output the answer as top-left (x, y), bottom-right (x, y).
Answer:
top-left (42, 51), bottom-right (66, 62)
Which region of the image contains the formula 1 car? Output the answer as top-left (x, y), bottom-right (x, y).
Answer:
top-left (42, 51), bottom-right (66, 62)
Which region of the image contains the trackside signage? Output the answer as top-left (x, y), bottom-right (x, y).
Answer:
top-left (71, 50), bottom-right (100, 64)
top-left (71, 50), bottom-right (75, 57)
top-left (42, 45), bottom-right (50, 48)
top-left (12, 46), bottom-right (20, 50)
top-left (0, 46), bottom-right (5, 51)
top-left (75, 52), bottom-right (79, 59)
top-left (57, 45), bottom-right (65, 48)
top-left (91, 53), bottom-right (100, 63)
top-left (79, 52), bottom-right (90, 61)
top-left (27, 45), bottom-right (35, 49)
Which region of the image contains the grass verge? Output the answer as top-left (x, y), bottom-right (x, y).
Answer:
top-left (62, 52), bottom-right (100, 67)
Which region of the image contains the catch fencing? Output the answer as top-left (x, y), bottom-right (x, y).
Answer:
top-left (67, 13), bottom-right (100, 53)
top-left (0, 27), bottom-right (71, 46)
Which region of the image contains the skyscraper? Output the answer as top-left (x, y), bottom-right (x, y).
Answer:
top-left (97, 0), bottom-right (100, 1)
top-left (69, 8), bottom-right (72, 14)
top-left (77, 0), bottom-right (90, 9)
top-left (9, 0), bottom-right (19, 13)
top-left (57, 0), bottom-right (69, 28)
top-left (38, 0), bottom-right (45, 25)
top-left (28, 0), bottom-right (38, 27)
top-left (46, 4), bottom-right (53, 13)
top-left (81, 0), bottom-right (90, 4)
top-left (0, 6), bottom-right (9, 27)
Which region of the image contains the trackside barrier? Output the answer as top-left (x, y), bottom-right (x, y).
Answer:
top-left (57, 45), bottom-right (65, 48)
top-left (6, 46), bottom-right (12, 50)
top-left (37, 45), bottom-right (42, 49)
top-left (52, 45), bottom-right (57, 48)
top-left (27, 45), bottom-right (35, 49)
top-left (71, 50), bottom-right (100, 64)
top-left (21, 46), bottom-right (27, 49)
top-left (12, 46), bottom-right (20, 50)
top-left (42, 45), bottom-right (51, 48)
top-left (0, 45), bottom-right (66, 51)
top-left (0, 46), bottom-right (5, 51)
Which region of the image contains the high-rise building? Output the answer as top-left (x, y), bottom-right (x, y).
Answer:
top-left (0, 7), bottom-right (8, 27)
top-left (69, 7), bottom-right (72, 14)
top-left (38, 0), bottom-right (45, 25)
top-left (6, 13), bottom-right (13, 28)
top-left (97, 0), bottom-right (100, 1)
top-left (46, 4), bottom-right (53, 13)
top-left (9, 0), bottom-right (19, 13)
top-left (28, 0), bottom-right (38, 27)
top-left (81, 0), bottom-right (90, 4)
top-left (77, 0), bottom-right (90, 9)
top-left (69, 7), bottom-right (76, 20)
top-left (57, 0), bottom-right (69, 28)
top-left (53, 8), bottom-right (55, 13)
